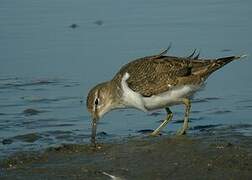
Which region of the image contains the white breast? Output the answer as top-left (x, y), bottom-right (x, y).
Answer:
top-left (121, 72), bottom-right (201, 111)
top-left (121, 73), bottom-right (147, 111)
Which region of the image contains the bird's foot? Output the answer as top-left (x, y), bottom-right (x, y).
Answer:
top-left (149, 131), bottom-right (161, 137)
top-left (176, 128), bottom-right (187, 136)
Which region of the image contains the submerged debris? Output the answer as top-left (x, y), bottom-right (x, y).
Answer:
top-left (2, 139), bottom-right (13, 145)
top-left (94, 20), bottom-right (103, 26)
top-left (23, 108), bottom-right (41, 116)
top-left (69, 23), bottom-right (78, 28)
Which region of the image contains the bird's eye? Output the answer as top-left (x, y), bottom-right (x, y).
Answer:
top-left (94, 98), bottom-right (99, 106)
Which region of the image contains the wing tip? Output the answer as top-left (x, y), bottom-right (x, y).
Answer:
top-left (235, 54), bottom-right (248, 60)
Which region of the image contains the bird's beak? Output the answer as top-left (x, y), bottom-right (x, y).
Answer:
top-left (91, 114), bottom-right (99, 145)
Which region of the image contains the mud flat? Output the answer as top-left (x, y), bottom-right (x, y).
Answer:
top-left (1, 127), bottom-right (252, 180)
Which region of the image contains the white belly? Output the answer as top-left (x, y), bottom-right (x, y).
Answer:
top-left (121, 72), bottom-right (201, 111)
top-left (142, 85), bottom-right (200, 110)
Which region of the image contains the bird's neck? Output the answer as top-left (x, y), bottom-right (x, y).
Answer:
top-left (102, 80), bottom-right (123, 109)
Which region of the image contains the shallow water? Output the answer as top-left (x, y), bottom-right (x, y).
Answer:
top-left (0, 0), bottom-right (252, 158)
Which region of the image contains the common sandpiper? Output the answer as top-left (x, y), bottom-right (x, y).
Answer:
top-left (86, 47), bottom-right (246, 145)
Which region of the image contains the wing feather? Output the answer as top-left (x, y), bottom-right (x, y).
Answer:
top-left (112, 53), bottom-right (238, 97)
top-left (113, 56), bottom-right (194, 97)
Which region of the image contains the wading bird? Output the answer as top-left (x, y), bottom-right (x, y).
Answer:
top-left (87, 46), bottom-right (246, 145)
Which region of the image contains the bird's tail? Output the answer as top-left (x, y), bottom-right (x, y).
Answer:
top-left (214, 54), bottom-right (247, 67)
top-left (201, 54), bottom-right (247, 79)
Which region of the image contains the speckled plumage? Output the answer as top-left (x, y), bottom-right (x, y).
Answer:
top-left (112, 53), bottom-right (239, 97)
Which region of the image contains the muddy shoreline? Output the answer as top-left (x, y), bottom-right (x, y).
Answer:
top-left (1, 128), bottom-right (252, 180)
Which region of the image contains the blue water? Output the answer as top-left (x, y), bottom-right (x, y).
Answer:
top-left (0, 0), bottom-right (252, 157)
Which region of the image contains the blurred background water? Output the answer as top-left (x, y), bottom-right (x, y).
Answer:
top-left (0, 0), bottom-right (252, 158)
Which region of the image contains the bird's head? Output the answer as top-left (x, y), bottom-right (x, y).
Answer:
top-left (86, 81), bottom-right (115, 144)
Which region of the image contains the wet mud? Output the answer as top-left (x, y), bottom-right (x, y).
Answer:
top-left (1, 128), bottom-right (252, 180)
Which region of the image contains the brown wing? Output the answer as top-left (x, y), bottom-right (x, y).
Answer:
top-left (112, 52), bottom-right (240, 97)
top-left (113, 55), bottom-right (195, 97)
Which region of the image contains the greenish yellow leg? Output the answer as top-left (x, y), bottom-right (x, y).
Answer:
top-left (177, 98), bottom-right (191, 136)
top-left (150, 108), bottom-right (173, 136)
